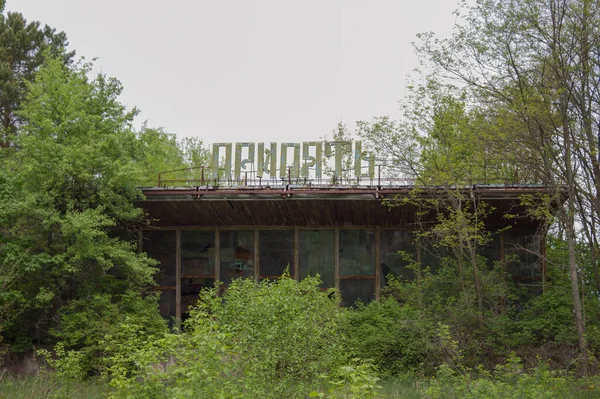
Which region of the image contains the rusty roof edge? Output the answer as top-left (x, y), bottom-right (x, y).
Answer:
top-left (140, 184), bottom-right (551, 199)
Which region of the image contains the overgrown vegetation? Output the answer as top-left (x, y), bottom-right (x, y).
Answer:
top-left (3, 0), bottom-right (600, 398)
top-left (0, 2), bottom-right (208, 367)
top-left (4, 273), bottom-right (600, 398)
top-left (358, 0), bottom-right (600, 377)
top-left (101, 275), bottom-right (380, 399)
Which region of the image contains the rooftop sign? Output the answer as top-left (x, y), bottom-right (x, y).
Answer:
top-left (212, 141), bottom-right (375, 181)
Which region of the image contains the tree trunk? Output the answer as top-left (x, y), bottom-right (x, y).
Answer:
top-left (471, 249), bottom-right (484, 330)
top-left (566, 212), bottom-right (589, 375)
top-left (563, 103), bottom-right (589, 375)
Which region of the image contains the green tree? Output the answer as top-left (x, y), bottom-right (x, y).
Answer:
top-left (136, 126), bottom-right (187, 184)
top-left (180, 136), bottom-right (211, 171)
top-left (0, 6), bottom-right (74, 148)
top-left (412, 0), bottom-right (600, 374)
top-left (357, 79), bottom-right (518, 186)
top-left (135, 127), bottom-right (211, 186)
top-left (358, 83), bottom-right (517, 334)
top-left (0, 57), bottom-right (160, 359)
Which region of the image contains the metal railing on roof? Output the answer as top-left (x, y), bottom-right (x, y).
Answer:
top-left (141, 165), bottom-right (418, 189)
top-left (141, 163), bottom-right (539, 192)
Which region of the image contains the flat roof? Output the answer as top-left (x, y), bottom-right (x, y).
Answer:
top-left (137, 185), bottom-right (547, 228)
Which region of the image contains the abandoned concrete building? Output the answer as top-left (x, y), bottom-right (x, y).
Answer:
top-left (136, 141), bottom-right (547, 324)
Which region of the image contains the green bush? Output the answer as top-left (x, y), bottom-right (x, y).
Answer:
top-left (104, 275), bottom-right (376, 399)
top-left (310, 359), bottom-right (383, 398)
top-left (424, 354), bottom-right (571, 399)
top-left (208, 276), bottom-right (347, 386)
top-left (342, 298), bottom-right (438, 376)
top-left (48, 290), bottom-right (167, 375)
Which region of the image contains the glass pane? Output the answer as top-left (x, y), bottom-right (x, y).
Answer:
top-left (339, 230), bottom-right (375, 276)
top-left (220, 230), bottom-right (255, 285)
top-left (421, 242), bottom-right (448, 273)
top-left (339, 230), bottom-right (375, 306)
top-left (504, 228), bottom-right (542, 287)
top-left (259, 230), bottom-right (294, 279)
top-left (182, 230), bottom-right (216, 313)
top-left (143, 230), bottom-right (176, 287)
top-left (158, 290), bottom-right (176, 325)
top-left (299, 230), bottom-right (335, 288)
top-left (182, 230), bottom-right (215, 278)
top-left (340, 280), bottom-right (375, 306)
top-left (380, 230), bottom-right (416, 287)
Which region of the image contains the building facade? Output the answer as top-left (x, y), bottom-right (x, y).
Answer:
top-left (138, 182), bottom-right (546, 325)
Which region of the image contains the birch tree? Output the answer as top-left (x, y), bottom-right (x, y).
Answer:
top-left (412, 0), bottom-right (600, 374)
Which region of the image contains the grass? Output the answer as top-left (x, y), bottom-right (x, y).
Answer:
top-left (380, 378), bottom-right (422, 399)
top-left (2, 373), bottom-right (600, 399)
top-left (0, 373), bottom-right (109, 399)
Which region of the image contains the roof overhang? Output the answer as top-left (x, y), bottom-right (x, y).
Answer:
top-left (137, 185), bottom-right (550, 228)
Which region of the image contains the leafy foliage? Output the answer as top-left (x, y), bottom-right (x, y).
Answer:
top-left (0, 6), bottom-right (209, 372)
top-left (357, 81), bottom-right (518, 186)
top-left (136, 127), bottom-right (211, 185)
top-left (104, 275), bottom-right (380, 399)
top-left (342, 298), bottom-right (438, 376)
top-left (49, 291), bottom-right (166, 375)
top-left (425, 354), bottom-right (570, 399)
top-left (0, 8), bottom-right (74, 148)
top-left (0, 57), bottom-right (161, 359)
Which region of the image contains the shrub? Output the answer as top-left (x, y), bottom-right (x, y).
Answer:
top-left (310, 359), bottom-right (383, 399)
top-left (342, 297), bottom-right (439, 376)
top-left (424, 354), bottom-right (570, 399)
top-left (104, 275), bottom-right (370, 399)
top-left (49, 290), bottom-right (167, 375)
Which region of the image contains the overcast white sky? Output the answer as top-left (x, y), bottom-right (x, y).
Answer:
top-left (10, 0), bottom-right (459, 144)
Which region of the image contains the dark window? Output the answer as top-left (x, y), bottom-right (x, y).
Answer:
top-left (421, 242), bottom-right (448, 273)
top-left (504, 228), bottom-right (542, 288)
top-left (181, 230), bottom-right (215, 312)
top-left (299, 230), bottom-right (335, 288)
top-left (259, 230), bottom-right (294, 279)
top-left (220, 230), bottom-right (255, 286)
top-left (143, 230), bottom-right (176, 287)
top-left (143, 230), bottom-right (176, 322)
top-left (339, 230), bottom-right (375, 306)
top-left (158, 290), bottom-right (176, 323)
top-left (380, 230), bottom-right (416, 287)
top-left (478, 231), bottom-right (501, 268)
